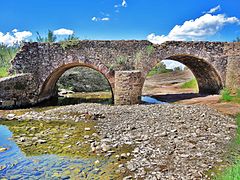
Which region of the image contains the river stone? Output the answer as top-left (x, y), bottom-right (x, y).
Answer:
top-left (101, 143), bottom-right (110, 152)
top-left (6, 113), bottom-right (16, 120)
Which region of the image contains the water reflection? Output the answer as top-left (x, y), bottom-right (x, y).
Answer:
top-left (141, 96), bottom-right (167, 104)
top-left (37, 92), bottom-right (113, 107)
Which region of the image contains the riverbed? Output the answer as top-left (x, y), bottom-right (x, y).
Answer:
top-left (0, 103), bottom-right (236, 179)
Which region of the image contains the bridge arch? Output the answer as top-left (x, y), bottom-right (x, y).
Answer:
top-left (144, 53), bottom-right (224, 94)
top-left (38, 62), bottom-right (115, 102)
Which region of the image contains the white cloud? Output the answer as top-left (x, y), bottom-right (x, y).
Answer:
top-left (0, 29), bottom-right (32, 46)
top-left (92, 16), bottom-right (110, 22)
top-left (162, 60), bottom-right (185, 70)
top-left (114, 0), bottom-right (127, 8)
top-left (122, 0), bottom-right (127, 7)
top-left (53, 28), bottom-right (74, 35)
top-left (12, 29), bottom-right (18, 33)
top-left (206, 5), bottom-right (221, 14)
top-left (14, 31), bottom-right (32, 42)
top-left (147, 13), bottom-right (239, 44)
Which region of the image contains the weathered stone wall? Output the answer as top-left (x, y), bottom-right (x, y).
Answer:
top-left (225, 42), bottom-right (240, 92)
top-left (0, 74), bottom-right (38, 108)
top-left (0, 40), bottom-right (238, 107)
top-left (114, 71), bottom-right (143, 105)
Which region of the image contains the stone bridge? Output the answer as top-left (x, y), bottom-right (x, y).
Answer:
top-left (0, 40), bottom-right (239, 108)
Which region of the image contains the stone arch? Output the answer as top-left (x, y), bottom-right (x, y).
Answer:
top-left (144, 54), bottom-right (224, 94)
top-left (38, 62), bottom-right (115, 102)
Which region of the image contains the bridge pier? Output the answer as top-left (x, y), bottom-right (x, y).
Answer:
top-left (226, 55), bottom-right (240, 92)
top-left (114, 71), bottom-right (143, 105)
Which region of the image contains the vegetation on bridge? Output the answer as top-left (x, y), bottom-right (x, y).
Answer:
top-left (0, 45), bottom-right (18, 78)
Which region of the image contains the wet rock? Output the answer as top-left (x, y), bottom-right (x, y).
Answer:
top-left (84, 127), bottom-right (91, 131)
top-left (94, 160), bottom-right (100, 165)
top-left (0, 165), bottom-right (6, 171)
top-left (37, 139), bottom-right (47, 144)
top-left (0, 147), bottom-right (8, 153)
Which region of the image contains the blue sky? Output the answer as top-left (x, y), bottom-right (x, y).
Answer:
top-left (0, 0), bottom-right (240, 45)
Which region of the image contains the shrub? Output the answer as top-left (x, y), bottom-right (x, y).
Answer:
top-left (220, 88), bottom-right (233, 102)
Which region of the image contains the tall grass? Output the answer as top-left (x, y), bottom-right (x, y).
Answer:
top-left (0, 44), bottom-right (18, 78)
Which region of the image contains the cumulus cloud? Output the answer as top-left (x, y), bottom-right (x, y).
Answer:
top-left (0, 29), bottom-right (32, 46)
top-left (206, 5), bottom-right (221, 14)
top-left (53, 28), bottom-right (74, 35)
top-left (92, 16), bottom-right (110, 22)
top-left (147, 13), bottom-right (239, 44)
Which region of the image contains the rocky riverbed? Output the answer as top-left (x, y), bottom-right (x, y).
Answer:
top-left (0, 103), bottom-right (236, 179)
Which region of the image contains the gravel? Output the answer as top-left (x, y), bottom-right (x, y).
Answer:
top-left (8, 103), bottom-right (236, 179)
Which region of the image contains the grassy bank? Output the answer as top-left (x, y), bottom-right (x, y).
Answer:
top-left (180, 78), bottom-right (198, 92)
top-left (220, 88), bottom-right (240, 104)
top-left (213, 114), bottom-right (240, 179)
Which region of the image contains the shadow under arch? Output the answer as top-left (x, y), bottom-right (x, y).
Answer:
top-left (38, 62), bottom-right (115, 103)
top-left (145, 54), bottom-right (224, 95)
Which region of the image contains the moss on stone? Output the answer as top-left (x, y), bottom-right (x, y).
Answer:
top-left (145, 45), bottom-right (155, 56)
top-left (0, 119), bottom-right (134, 179)
top-left (60, 40), bottom-right (80, 50)
top-left (0, 119), bottom-right (98, 158)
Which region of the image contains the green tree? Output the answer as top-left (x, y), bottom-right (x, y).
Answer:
top-left (173, 66), bottom-right (182, 72)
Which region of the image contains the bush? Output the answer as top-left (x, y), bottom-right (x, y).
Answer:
top-left (220, 88), bottom-right (240, 104)
top-left (220, 88), bottom-right (233, 102)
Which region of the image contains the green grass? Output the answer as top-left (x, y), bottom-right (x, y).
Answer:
top-left (214, 114), bottom-right (240, 180)
top-left (0, 67), bottom-right (9, 78)
top-left (147, 68), bottom-right (172, 77)
top-left (180, 78), bottom-right (198, 90)
top-left (0, 44), bottom-right (18, 78)
top-left (221, 88), bottom-right (240, 104)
